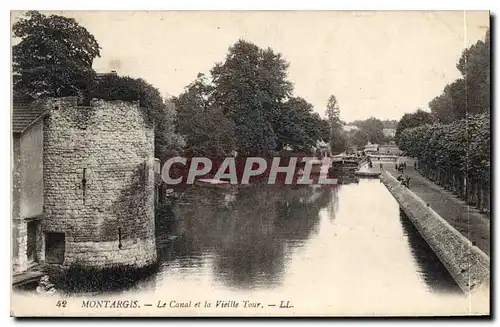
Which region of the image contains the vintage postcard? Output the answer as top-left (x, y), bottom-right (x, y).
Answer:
top-left (10, 10), bottom-right (490, 317)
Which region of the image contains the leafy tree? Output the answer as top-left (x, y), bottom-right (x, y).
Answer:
top-left (357, 117), bottom-right (385, 145)
top-left (173, 75), bottom-right (235, 157)
top-left (398, 112), bottom-right (489, 185)
top-left (210, 40), bottom-right (292, 156)
top-left (350, 129), bottom-right (370, 148)
top-left (12, 11), bottom-right (184, 160)
top-left (429, 79), bottom-right (466, 123)
top-left (273, 97), bottom-right (323, 151)
top-left (182, 108), bottom-right (236, 157)
top-left (381, 119), bottom-right (399, 129)
top-left (428, 28), bottom-right (490, 124)
top-left (175, 41), bottom-right (335, 157)
top-left (173, 73), bottom-right (213, 137)
top-left (395, 109), bottom-right (435, 144)
top-left (91, 74), bottom-right (140, 103)
top-left (456, 28), bottom-right (490, 116)
top-left (91, 74), bottom-right (160, 124)
top-left (155, 99), bottom-right (186, 160)
top-left (325, 95), bottom-right (341, 130)
top-left (428, 89), bottom-right (454, 124)
top-left (325, 95), bottom-right (345, 154)
top-left (317, 118), bottom-right (331, 143)
top-left (12, 10), bottom-right (101, 99)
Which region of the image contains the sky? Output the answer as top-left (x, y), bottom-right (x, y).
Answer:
top-left (11, 11), bottom-right (490, 122)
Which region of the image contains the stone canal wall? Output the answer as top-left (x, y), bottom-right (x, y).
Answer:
top-left (380, 171), bottom-right (490, 294)
top-left (43, 97), bottom-right (157, 268)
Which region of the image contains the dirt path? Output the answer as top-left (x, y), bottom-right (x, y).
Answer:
top-left (368, 157), bottom-right (490, 256)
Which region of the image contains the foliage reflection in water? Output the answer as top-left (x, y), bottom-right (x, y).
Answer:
top-left (148, 179), bottom-right (460, 296)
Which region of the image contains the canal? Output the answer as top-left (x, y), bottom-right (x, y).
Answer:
top-left (122, 178), bottom-right (472, 315)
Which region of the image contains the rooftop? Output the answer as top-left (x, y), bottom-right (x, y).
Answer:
top-left (12, 100), bottom-right (48, 134)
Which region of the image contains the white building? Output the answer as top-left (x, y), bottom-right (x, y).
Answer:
top-left (343, 125), bottom-right (359, 132)
top-left (383, 128), bottom-right (396, 138)
top-left (363, 142), bottom-right (379, 154)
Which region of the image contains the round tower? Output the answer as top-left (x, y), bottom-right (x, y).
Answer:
top-left (42, 97), bottom-right (156, 268)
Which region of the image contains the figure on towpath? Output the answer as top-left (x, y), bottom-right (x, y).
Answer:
top-left (398, 163), bottom-right (405, 174)
top-left (397, 175), bottom-right (410, 188)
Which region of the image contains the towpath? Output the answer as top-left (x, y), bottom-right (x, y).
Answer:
top-left (368, 157), bottom-right (490, 256)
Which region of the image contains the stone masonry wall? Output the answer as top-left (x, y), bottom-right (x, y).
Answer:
top-left (43, 97), bottom-right (156, 268)
top-left (381, 171), bottom-right (490, 294)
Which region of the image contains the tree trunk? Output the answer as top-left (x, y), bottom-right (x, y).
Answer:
top-left (485, 185), bottom-right (491, 215)
top-left (476, 178), bottom-right (482, 209)
top-left (452, 173), bottom-right (458, 194)
top-left (466, 176), bottom-right (474, 205)
top-left (461, 175), bottom-right (466, 200)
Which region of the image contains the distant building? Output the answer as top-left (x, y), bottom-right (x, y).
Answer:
top-left (343, 125), bottom-right (359, 132)
top-left (96, 70), bottom-right (118, 79)
top-left (315, 140), bottom-right (330, 158)
top-left (383, 128), bottom-right (396, 138)
top-left (363, 142), bottom-right (379, 154)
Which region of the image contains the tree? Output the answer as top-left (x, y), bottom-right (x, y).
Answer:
top-left (325, 95), bottom-right (341, 130)
top-left (381, 119), bottom-right (399, 129)
top-left (155, 98), bottom-right (186, 160)
top-left (397, 113), bottom-right (490, 211)
top-left (317, 118), bottom-right (331, 143)
top-left (210, 40), bottom-right (293, 156)
top-left (325, 95), bottom-right (345, 154)
top-left (175, 41), bottom-right (335, 157)
top-left (173, 75), bottom-right (235, 157)
top-left (395, 109), bottom-right (435, 144)
top-left (429, 28), bottom-right (490, 124)
top-left (456, 28), bottom-right (490, 116)
top-left (350, 130), bottom-right (370, 148)
top-left (273, 97), bottom-right (324, 152)
top-left (357, 117), bottom-right (385, 145)
top-left (173, 73), bottom-right (213, 137)
top-left (182, 108), bottom-right (236, 157)
top-left (12, 10), bottom-right (101, 99)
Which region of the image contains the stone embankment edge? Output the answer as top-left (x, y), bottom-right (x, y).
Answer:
top-left (380, 171), bottom-right (490, 294)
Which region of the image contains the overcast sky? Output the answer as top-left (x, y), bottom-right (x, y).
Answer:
top-left (12, 11), bottom-right (490, 122)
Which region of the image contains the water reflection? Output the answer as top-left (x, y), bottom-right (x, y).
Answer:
top-left (155, 183), bottom-right (335, 290)
top-left (148, 179), bottom-right (462, 300)
top-left (398, 209), bottom-right (462, 294)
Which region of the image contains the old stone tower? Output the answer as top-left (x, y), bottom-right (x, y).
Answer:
top-left (41, 97), bottom-right (157, 268)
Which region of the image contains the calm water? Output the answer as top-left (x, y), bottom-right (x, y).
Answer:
top-left (118, 178), bottom-right (474, 315)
